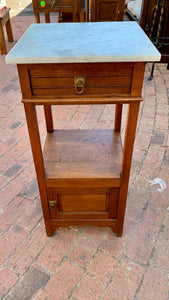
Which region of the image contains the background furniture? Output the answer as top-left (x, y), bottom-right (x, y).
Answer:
top-left (140, 0), bottom-right (169, 64)
top-left (0, 8), bottom-right (13, 54)
top-left (32, 0), bottom-right (84, 22)
top-left (6, 22), bottom-right (160, 237)
top-left (126, 0), bottom-right (169, 64)
top-left (90, 0), bottom-right (125, 21)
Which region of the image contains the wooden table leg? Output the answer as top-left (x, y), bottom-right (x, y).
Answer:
top-left (0, 22), bottom-right (7, 54)
top-left (116, 102), bottom-right (140, 236)
top-left (24, 103), bottom-right (53, 236)
top-left (114, 104), bottom-right (123, 132)
top-left (44, 105), bottom-right (54, 133)
top-left (6, 12), bottom-right (13, 42)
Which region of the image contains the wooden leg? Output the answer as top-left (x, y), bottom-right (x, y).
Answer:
top-left (73, 0), bottom-right (79, 22)
top-left (116, 102), bottom-right (140, 236)
top-left (44, 105), bottom-right (54, 133)
top-left (35, 13), bottom-right (40, 23)
top-left (0, 23), bottom-right (7, 54)
top-left (6, 13), bottom-right (13, 42)
top-left (114, 104), bottom-right (123, 132)
top-left (85, 0), bottom-right (89, 21)
top-left (45, 13), bottom-right (50, 23)
top-left (24, 103), bottom-right (53, 237)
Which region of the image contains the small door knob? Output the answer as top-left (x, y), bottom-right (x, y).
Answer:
top-left (49, 200), bottom-right (57, 210)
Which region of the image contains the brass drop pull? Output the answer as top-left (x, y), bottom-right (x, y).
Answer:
top-left (74, 77), bottom-right (86, 95)
top-left (51, 0), bottom-right (56, 9)
top-left (49, 200), bottom-right (57, 210)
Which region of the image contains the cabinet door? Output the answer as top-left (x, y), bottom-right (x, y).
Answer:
top-left (91, 0), bottom-right (125, 22)
top-left (47, 187), bottom-right (119, 220)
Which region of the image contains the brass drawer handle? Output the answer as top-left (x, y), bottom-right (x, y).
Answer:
top-left (74, 76), bottom-right (86, 95)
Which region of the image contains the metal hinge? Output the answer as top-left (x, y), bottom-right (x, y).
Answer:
top-left (49, 200), bottom-right (57, 210)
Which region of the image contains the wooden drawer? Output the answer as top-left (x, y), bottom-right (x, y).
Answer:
top-left (28, 63), bottom-right (134, 98)
top-left (47, 187), bottom-right (119, 220)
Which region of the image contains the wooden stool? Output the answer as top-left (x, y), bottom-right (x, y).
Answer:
top-left (0, 8), bottom-right (13, 55)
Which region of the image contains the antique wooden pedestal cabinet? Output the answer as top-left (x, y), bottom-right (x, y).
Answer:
top-left (6, 22), bottom-right (160, 237)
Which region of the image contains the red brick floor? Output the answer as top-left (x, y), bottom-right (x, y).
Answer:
top-left (0, 15), bottom-right (169, 300)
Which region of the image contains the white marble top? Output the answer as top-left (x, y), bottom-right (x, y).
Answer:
top-left (5, 22), bottom-right (161, 64)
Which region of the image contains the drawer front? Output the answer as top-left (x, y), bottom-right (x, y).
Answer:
top-left (28, 63), bottom-right (134, 98)
top-left (47, 187), bottom-right (119, 220)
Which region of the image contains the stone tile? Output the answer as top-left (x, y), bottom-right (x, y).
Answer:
top-left (3, 163), bottom-right (23, 179)
top-left (150, 130), bottom-right (167, 146)
top-left (0, 137), bottom-right (17, 156)
top-left (151, 227), bottom-right (169, 272)
top-left (68, 226), bottom-right (107, 267)
top-left (126, 188), bottom-right (150, 221)
top-left (132, 148), bottom-right (146, 163)
top-left (163, 208), bottom-right (169, 227)
top-left (158, 167), bottom-right (169, 194)
top-left (36, 227), bottom-right (81, 272)
top-left (99, 105), bottom-right (115, 121)
top-left (135, 132), bottom-right (151, 150)
top-left (6, 139), bottom-right (29, 160)
top-left (138, 117), bottom-right (154, 133)
top-left (0, 224), bottom-right (29, 265)
top-left (136, 267), bottom-right (169, 300)
top-left (100, 218), bottom-right (136, 259)
top-left (143, 192), bottom-right (169, 225)
top-left (73, 272), bottom-right (107, 300)
top-left (163, 147), bottom-right (169, 168)
top-left (86, 250), bottom-right (118, 279)
top-left (0, 268), bottom-right (18, 299)
top-left (144, 145), bottom-right (165, 166)
top-left (73, 251), bottom-right (118, 299)
top-left (157, 93), bottom-right (168, 104)
top-left (134, 163), bottom-right (160, 189)
top-left (38, 260), bottom-right (84, 300)
top-left (0, 174), bottom-right (11, 190)
top-left (19, 177), bottom-right (39, 200)
top-left (4, 265), bottom-right (50, 300)
top-left (77, 105), bottom-right (92, 113)
top-left (103, 258), bottom-right (145, 300)
top-left (0, 196), bottom-right (30, 232)
top-left (7, 227), bottom-right (48, 275)
top-left (0, 176), bottom-right (28, 210)
top-left (155, 115), bottom-right (168, 131)
top-left (17, 197), bottom-right (42, 231)
top-left (66, 111), bottom-right (87, 128)
top-left (126, 220), bottom-right (160, 265)
top-left (82, 105), bottom-right (105, 124)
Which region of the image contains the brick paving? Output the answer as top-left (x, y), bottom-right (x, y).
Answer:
top-left (0, 12), bottom-right (169, 300)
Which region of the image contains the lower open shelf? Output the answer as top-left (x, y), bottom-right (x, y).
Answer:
top-left (43, 129), bottom-right (122, 188)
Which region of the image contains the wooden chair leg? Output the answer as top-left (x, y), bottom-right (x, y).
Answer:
top-left (35, 13), bottom-right (40, 23)
top-left (45, 12), bottom-right (50, 23)
top-left (0, 23), bottom-right (7, 54)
